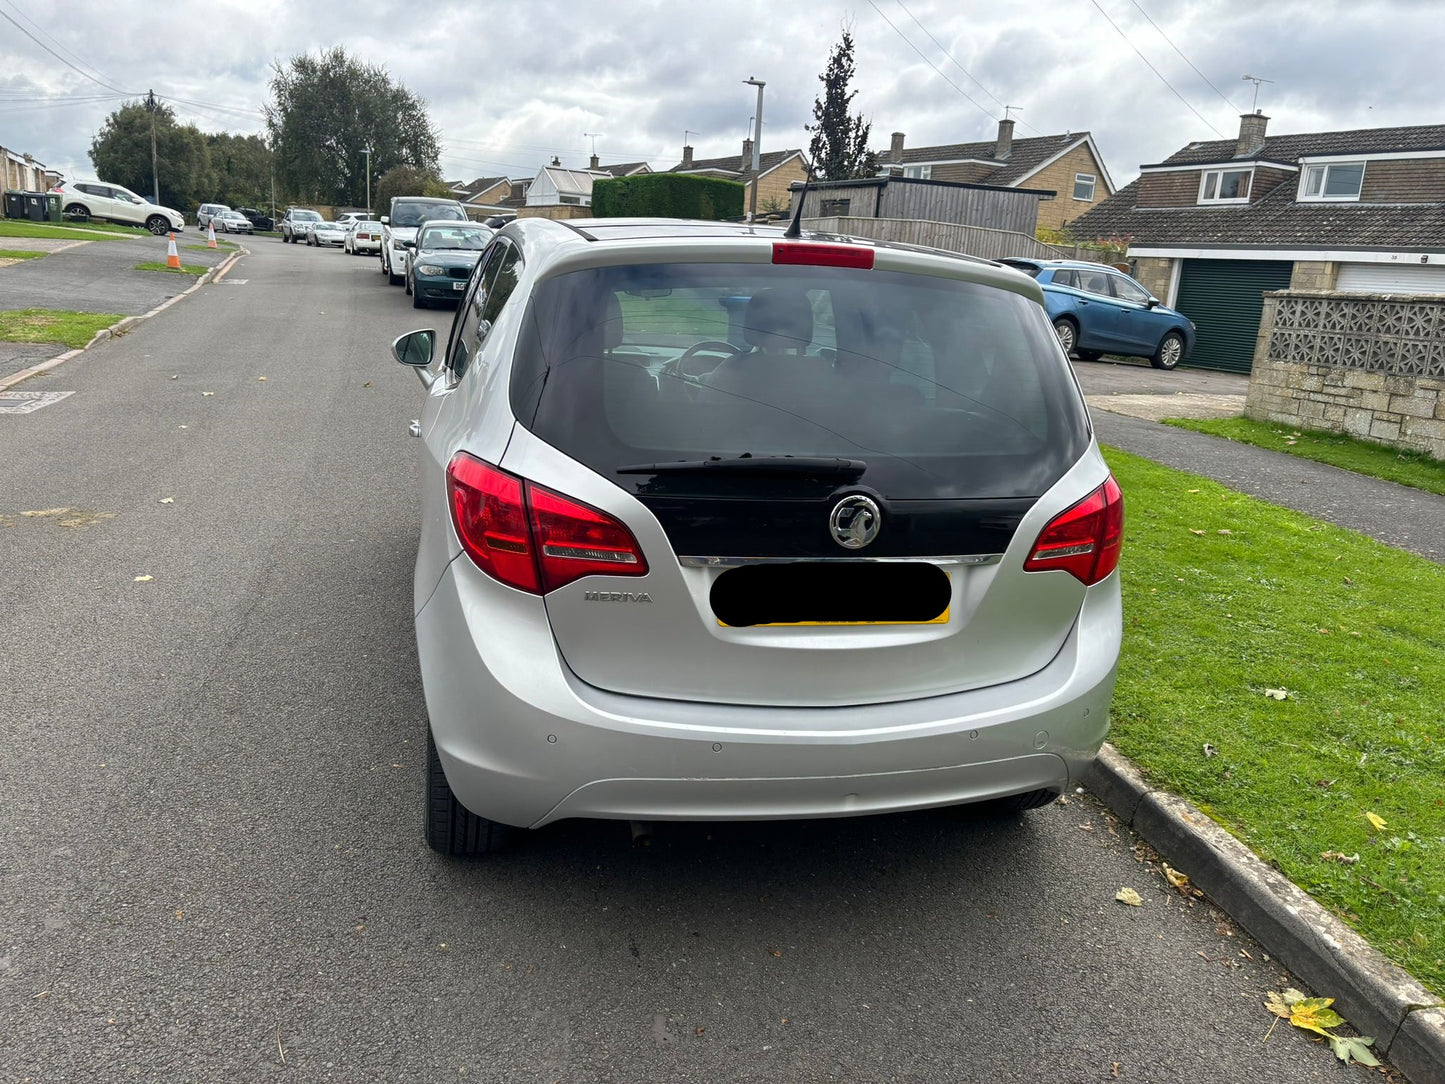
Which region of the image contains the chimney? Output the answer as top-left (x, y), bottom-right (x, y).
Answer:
top-left (741, 137), bottom-right (754, 172)
top-left (995, 118), bottom-right (1014, 160)
top-left (589, 152), bottom-right (600, 170)
top-left (888, 132), bottom-right (905, 176)
top-left (1235, 111), bottom-right (1269, 157)
top-left (682, 144), bottom-right (694, 169)
top-left (551, 155), bottom-right (561, 167)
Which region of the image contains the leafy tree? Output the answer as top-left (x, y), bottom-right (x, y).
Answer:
top-left (89, 100), bottom-right (214, 210)
top-left (265, 47), bottom-right (440, 207)
top-left (805, 31), bottom-right (877, 180)
top-left (207, 133), bottom-right (273, 210)
top-left (373, 165), bottom-right (454, 211)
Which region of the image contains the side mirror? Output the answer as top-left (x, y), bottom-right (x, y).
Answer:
top-left (392, 329), bottom-right (436, 368)
top-left (1146, 298), bottom-right (1160, 309)
top-left (380, 215), bottom-right (390, 224)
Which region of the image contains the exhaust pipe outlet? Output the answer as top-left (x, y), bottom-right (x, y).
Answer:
top-left (629, 821), bottom-right (656, 847)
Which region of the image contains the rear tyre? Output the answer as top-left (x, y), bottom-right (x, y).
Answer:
top-left (1076, 349), bottom-right (1103, 362)
top-left (145, 215), bottom-right (169, 235)
top-left (388, 259), bottom-right (403, 286)
top-left (1052, 317), bottom-right (1078, 357)
top-left (979, 788), bottom-right (1062, 816)
top-left (426, 727), bottom-right (512, 856)
top-left (1151, 330), bottom-right (1185, 370)
top-left (64, 203), bottom-right (89, 222)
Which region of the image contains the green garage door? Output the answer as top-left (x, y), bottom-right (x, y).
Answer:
top-left (1173, 259), bottom-right (1294, 373)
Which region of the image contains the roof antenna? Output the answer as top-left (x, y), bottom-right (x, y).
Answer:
top-left (1241, 74), bottom-right (1273, 113)
top-left (782, 159), bottom-right (816, 239)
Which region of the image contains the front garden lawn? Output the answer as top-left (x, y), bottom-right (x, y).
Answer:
top-left (1105, 447), bottom-right (1444, 994)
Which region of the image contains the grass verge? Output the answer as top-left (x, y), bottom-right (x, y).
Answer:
top-left (1165, 416), bottom-right (1445, 497)
top-left (0, 248), bottom-right (46, 261)
top-left (1105, 446), bottom-right (1445, 994)
top-left (0, 220), bottom-right (131, 241)
top-left (184, 242), bottom-right (238, 253)
top-left (0, 308), bottom-right (122, 348)
top-left (134, 261), bottom-right (207, 275)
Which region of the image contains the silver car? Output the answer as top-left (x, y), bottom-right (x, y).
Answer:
top-left (307, 220), bottom-right (347, 247)
top-left (392, 219), bottom-right (1123, 855)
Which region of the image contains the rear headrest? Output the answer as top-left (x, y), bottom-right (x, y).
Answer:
top-left (602, 293), bottom-right (623, 350)
top-left (743, 288), bottom-right (813, 350)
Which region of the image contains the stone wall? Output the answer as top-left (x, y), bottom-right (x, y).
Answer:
top-left (1289, 261), bottom-right (1337, 291)
top-left (1245, 290), bottom-right (1445, 459)
top-left (1132, 257), bottom-right (1174, 302)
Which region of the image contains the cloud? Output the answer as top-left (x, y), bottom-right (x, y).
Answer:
top-left (1, 0), bottom-right (1440, 197)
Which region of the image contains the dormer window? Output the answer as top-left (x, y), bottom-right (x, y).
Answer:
top-left (1299, 162), bottom-right (1364, 201)
top-left (1198, 168), bottom-right (1252, 204)
top-left (903, 164), bottom-right (931, 179)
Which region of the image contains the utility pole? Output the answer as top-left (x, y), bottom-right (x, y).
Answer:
top-left (145, 89), bottom-right (160, 204)
top-left (362, 146), bottom-right (373, 213)
top-left (743, 77), bottom-right (765, 221)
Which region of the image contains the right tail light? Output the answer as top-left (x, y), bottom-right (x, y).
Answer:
top-left (446, 452), bottom-right (648, 595)
top-left (1023, 476), bottom-right (1123, 586)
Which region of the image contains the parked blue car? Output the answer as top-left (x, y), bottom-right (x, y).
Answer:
top-left (1002, 258), bottom-right (1196, 370)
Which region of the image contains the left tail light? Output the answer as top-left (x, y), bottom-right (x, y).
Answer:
top-left (1022, 476), bottom-right (1123, 585)
top-left (445, 452), bottom-right (648, 594)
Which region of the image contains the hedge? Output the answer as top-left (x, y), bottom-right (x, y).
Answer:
top-left (591, 173), bottom-right (745, 220)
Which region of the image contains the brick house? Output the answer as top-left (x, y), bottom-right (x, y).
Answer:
top-left (450, 176), bottom-right (514, 218)
top-left (665, 140), bottom-right (809, 214)
top-left (1070, 114), bottom-right (1445, 372)
top-left (877, 120), bottom-right (1115, 233)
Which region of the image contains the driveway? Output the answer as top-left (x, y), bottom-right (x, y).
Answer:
top-left (0, 238), bottom-right (1378, 1081)
top-left (1072, 357), bottom-right (1250, 421)
top-left (0, 229), bottom-right (232, 378)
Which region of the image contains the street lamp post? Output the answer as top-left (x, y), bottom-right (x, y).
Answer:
top-left (743, 78), bottom-right (765, 221)
top-left (362, 147), bottom-right (373, 214)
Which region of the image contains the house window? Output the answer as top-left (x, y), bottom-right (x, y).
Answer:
top-left (819, 198), bottom-right (851, 216)
top-left (903, 164), bottom-right (931, 179)
top-left (1198, 168), bottom-right (1252, 203)
top-left (1072, 173), bottom-right (1096, 201)
top-left (1300, 162), bottom-right (1365, 201)
top-left (559, 194), bottom-right (581, 205)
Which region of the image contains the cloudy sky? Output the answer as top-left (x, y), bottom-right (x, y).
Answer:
top-left (3, 0), bottom-right (1442, 195)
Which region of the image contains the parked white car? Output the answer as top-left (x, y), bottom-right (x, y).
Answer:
top-left (212, 210), bottom-right (253, 234)
top-left (379, 195), bottom-right (468, 286)
top-left (55, 180), bottom-right (185, 234)
top-left (345, 220), bottom-right (383, 255)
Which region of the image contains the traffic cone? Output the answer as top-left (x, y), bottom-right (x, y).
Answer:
top-left (165, 233), bottom-right (181, 270)
top-left (207, 220), bottom-right (217, 249)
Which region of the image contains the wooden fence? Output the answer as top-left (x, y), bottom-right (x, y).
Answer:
top-left (802, 216), bottom-right (1111, 264)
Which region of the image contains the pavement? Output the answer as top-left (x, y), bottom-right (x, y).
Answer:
top-left (0, 227), bottom-right (232, 379)
top-left (0, 238), bottom-right (1377, 1082)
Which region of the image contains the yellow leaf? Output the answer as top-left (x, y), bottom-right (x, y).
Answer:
top-left (1365, 812), bottom-right (1387, 832)
top-left (257, 376), bottom-right (267, 381)
top-left (1189, 529), bottom-right (1206, 535)
top-left (1162, 864), bottom-right (1189, 890)
top-left (1115, 887), bottom-right (1143, 907)
top-left (133, 575), bottom-right (153, 582)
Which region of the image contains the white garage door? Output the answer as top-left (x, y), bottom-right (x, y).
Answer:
top-left (1336, 262), bottom-right (1445, 295)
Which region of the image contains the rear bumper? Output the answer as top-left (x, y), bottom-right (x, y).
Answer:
top-left (416, 559), bottom-right (1121, 829)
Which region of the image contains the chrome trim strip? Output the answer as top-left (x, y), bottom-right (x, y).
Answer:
top-left (677, 554), bottom-right (1004, 568)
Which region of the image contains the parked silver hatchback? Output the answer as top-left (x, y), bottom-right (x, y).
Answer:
top-left (393, 218), bottom-right (1123, 855)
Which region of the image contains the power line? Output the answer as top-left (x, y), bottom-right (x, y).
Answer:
top-left (0, 7), bottom-right (136, 96)
top-left (0, 0), bottom-right (129, 97)
top-left (1085, 0), bottom-right (1227, 138)
top-left (864, 0), bottom-right (997, 127)
top-left (1127, 0), bottom-right (1242, 114)
top-left (889, 0), bottom-right (1040, 134)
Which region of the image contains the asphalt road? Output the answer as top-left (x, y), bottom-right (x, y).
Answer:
top-left (0, 238), bottom-right (1383, 1082)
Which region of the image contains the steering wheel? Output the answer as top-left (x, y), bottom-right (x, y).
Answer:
top-left (665, 340), bottom-right (743, 381)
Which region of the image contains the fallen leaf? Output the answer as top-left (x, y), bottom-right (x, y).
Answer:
top-left (768, 948), bottom-right (783, 957)
top-left (1288, 997), bottom-right (1346, 1036)
top-left (1202, 743), bottom-right (1217, 758)
top-left (1264, 688), bottom-right (1289, 700)
top-left (170, 374), bottom-right (178, 379)
top-left (257, 376), bottom-right (267, 381)
top-left (1320, 851), bottom-right (1360, 865)
top-left (1326, 1033), bottom-right (1380, 1066)
top-left (1217, 528), bottom-right (1232, 535)
top-left (175, 909), bottom-right (184, 921)
top-left (1187, 488), bottom-right (1200, 493)
top-left (133, 575), bottom-right (153, 582)
top-left (362, 381), bottom-right (372, 388)
top-left (201, 391), bottom-right (214, 396)
top-left (22, 508), bottom-right (70, 517)
top-left (158, 497), bottom-right (175, 504)
top-left (1189, 528), bottom-right (1206, 535)
top-left (1365, 812), bottom-right (1387, 832)
top-left (1115, 887), bottom-right (1143, 907)
top-left (1162, 864), bottom-right (1190, 890)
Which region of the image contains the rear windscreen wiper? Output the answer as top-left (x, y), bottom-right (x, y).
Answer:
top-left (617, 455), bottom-right (867, 478)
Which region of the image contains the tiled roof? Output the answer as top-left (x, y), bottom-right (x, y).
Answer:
top-left (667, 148), bottom-right (805, 178)
top-left (458, 176), bottom-right (509, 200)
top-left (1155, 124), bottom-right (1445, 166)
top-left (597, 161), bottom-right (651, 177)
top-left (1070, 177), bottom-right (1445, 250)
top-left (880, 133), bottom-right (1091, 187)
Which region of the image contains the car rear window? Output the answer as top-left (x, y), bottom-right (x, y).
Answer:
top-left (511, 262), bottom-right (1090, 500)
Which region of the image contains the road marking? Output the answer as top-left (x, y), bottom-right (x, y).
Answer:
top-left (217, 279), bottom-right (248, 285)
top-left (0, 391), bottom-right (74, 414)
